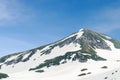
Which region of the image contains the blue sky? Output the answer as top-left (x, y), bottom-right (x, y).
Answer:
top-left (0, 0), bottom-right (120, 56)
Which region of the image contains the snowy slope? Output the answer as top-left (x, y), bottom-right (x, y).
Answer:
top-left (0, 28), bottom-right (120, 80)
top-left (2, 61), bottom-right (120, 80)
top-left (96, 39), bottom-right (120, 61)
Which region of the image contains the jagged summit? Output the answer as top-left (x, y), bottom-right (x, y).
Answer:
top-left (0, 28), bottom-right (120, 74)
top-left (77, 28), bottom-right (84, 33)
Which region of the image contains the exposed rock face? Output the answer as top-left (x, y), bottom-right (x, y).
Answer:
top-left (0, 73), bottom-right (9, 79)
top-left (41, 29), bottom-right (111, 55)
top-left (29, 50), bottom-right (105, 71)
top-left (74, 29), bottom-right (111, 50)
top-left (0, 45), bottom-right (46, 66)
top-left (0, 29), bottom-right (120, 72)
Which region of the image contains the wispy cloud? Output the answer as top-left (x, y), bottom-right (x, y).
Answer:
top-left (94, 8), bottom-right (120, 32)
top-left (0, 0), bottom-right (34, 26)
top-left (89, 6), bottom-right (120, 33)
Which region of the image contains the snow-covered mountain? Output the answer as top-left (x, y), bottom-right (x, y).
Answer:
top-left (0, 28), bottom-right (120, 80)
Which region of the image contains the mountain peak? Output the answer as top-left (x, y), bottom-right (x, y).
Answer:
top-left (1, 28), bottom-right (120, 80)
top-left (0, 28), bottom-right (120, 75)
top-left (78, 28), bottom-right (84, 32)
top-left (78, 28), bottom-right (91, 32)
top-left (77, 28), bottom-right (95, 38)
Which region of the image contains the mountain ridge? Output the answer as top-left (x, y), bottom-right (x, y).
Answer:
top-left (0, 29), bottom-right (120, 69)
top-left (1, 28), bottom-right (120, 80)
top-left (1, 28), bottom-right (120, 59)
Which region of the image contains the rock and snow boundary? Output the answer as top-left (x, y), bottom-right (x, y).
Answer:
top-left (1, 29), bottom-right (120, 80)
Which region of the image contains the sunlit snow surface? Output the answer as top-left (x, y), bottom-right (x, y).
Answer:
top-left (2, 61), bottom-right (120, 80)
top-left (1, 29), bottom-right (120, 80)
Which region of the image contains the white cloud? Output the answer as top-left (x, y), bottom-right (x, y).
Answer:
top-left (89, 7), bottom-right (120, 33)
top-left (0, 0), bottom-right (34, 26)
